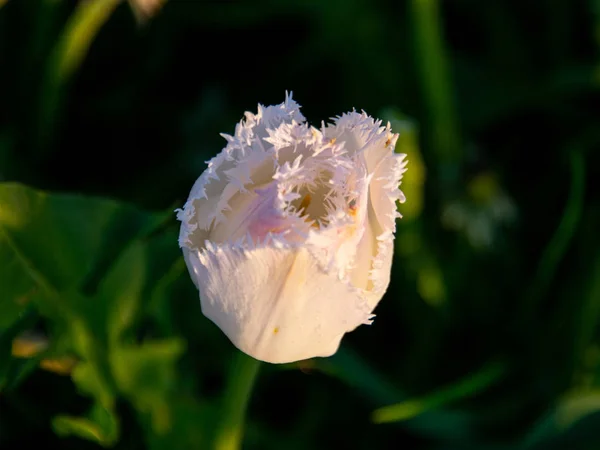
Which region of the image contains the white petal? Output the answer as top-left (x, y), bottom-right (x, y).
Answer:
top-left (323, 111), bottom-right (407, 306)
top-left (351, 206), bottom-right (377, 292)
top-left (186, 244), bottom-right (372, 364)
top-left (359, 152), bottom-right (406, 303)
top-left (178, 94), bottom-right (306, 251)
top-left (237, 91), bottom-right (305, 144)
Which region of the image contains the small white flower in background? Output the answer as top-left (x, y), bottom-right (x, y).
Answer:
top-left (442, 172), bottom-right (517, 249)
top-left (177, 93), bottom-right (407, 364)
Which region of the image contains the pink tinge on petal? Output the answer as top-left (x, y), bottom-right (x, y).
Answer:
top-left (247, 211), bottom-right (292, 243)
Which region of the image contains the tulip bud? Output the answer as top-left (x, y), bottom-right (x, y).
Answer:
top-left (177, 93), bottom-right (407, 364)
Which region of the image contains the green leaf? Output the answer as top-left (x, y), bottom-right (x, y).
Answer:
top-left (0, 183), bottom-right (188, 445)
top-left (522, 392), bottom-right (600, 449)
top-left (410, 0), bottom-right (461, 165)
top-left (371, 361), bottom-right (506, 424)
top-left (0, 182), bottom-right (164, 320)
top-left (50, 0), bottom-right (122, 82)
top-left (145, 231), bottom-right (185, 335)
top-left (317, 347), bottom-right (403, 404)
top-left (315, 348), bottom-right (479, 440)
top-left (0, 250), bottom-right (34, 330)
top-left (71, 332), bottom-right (116, 410)
top-left (522, 150), bottom-right (585, 316)
top-left (99, 241), bottom-right (147, 345)
top-left (53, 402), bottom-right (119, 447)
top-left (111, 339), bottom-right (186, 434)
top-left (556, 390), bottom-right (600, 430)
top-left (38, 0), bottom-right (122, 154)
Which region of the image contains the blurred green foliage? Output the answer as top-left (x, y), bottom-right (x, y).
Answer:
top-left (1, 0), bottom-right (600, 449)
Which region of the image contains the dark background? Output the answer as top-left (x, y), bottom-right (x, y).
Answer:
top-left (1, 0), bottom-right (599, 449)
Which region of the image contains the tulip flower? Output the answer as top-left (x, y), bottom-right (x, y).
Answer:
top-left (177, 93), bottom-right (407, 364)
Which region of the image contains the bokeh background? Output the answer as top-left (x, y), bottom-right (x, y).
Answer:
top-left (1, 0), bottom-right (600, 448)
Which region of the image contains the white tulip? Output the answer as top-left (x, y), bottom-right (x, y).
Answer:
top-left (177, 93), bottom-right (407, 364)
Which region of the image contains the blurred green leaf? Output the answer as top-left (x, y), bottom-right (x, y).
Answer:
top-left (61, 234), bottom-right (182, 442)
top-left (0, 183), bottom-right (181, 445)
top-left (99, 241), bottom-right (147, 344)
top-left (0, 182), bottom-right (164, 315)
top-left (142, 230), bottom-right (185, 336)
top-left (53, 402), bottom-right (119, 447)
top-left (37, 0), bottom-right (122, 154)
top-left (410, 0), bottom-right (461, 169)
top-left (71, 351), bottom-right (115, 409)
top-left (522, 394), bottom-right (600, 449)
top-left (111, 338), bottom-right (185, 434)
top-left (556, 390), bottom-right (600, 429)
top-left (372, 361), bottom-right (506, 424)
top-left (51, 0), bottom-right (123, 83)
top-left (317, 348), bottom-right (478, 440)
top-left (523, 150), bottom-right (585, 315)
top-left (51, 241), bottom-right (184, 444)
top-left (52, 240), bottom-right (183, 444)
top-left (318, 347), bottom-right (403, 404)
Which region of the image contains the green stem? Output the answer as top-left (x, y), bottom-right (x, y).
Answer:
top-left (213, 351), bottom-right (261, 450)
top-left (410, 0), bottom-right (461, 177)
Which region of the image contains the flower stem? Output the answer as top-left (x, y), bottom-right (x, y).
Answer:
top-left (213, 351), bottom-right (261, 450)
